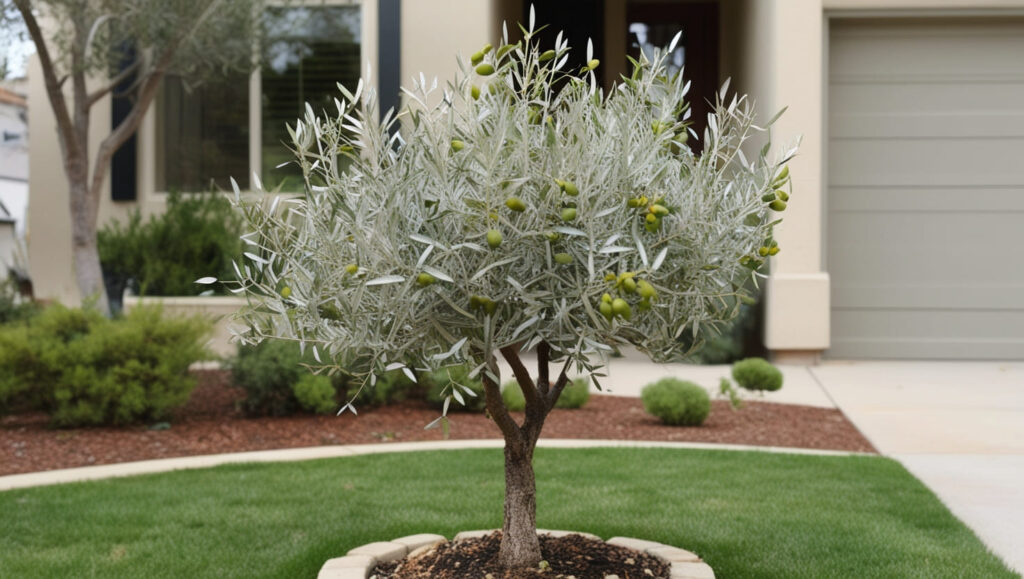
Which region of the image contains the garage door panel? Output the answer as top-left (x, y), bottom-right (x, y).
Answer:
top-left (831, 310), bottom-right (1024, 360)
top-left (830, 138), bottom-right (1024, 187)
top-left (832, 83), bottom-right (1024, 115)
top-left (829, 187), bottom-right (1024, 213)
top-left (831, 112), bottom-right (1024, 140)
top-left (833, 284), bottom-right (1024, 310)
top-left (829, 212), bottom-right (1023, 285)
top-left (828, 18), bottom-right (1024, 360)
top-left (831, 21), bottom-right (1024, 79)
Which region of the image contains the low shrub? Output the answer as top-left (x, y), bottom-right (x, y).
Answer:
top-left (732, 357), bottom-right (783, 392)
top-left (231, 340), bottom-right (316, 416)
top-left (555, 378), bottom-right (590, 409)
top-left (99, 192), bottom-right (243, 297)
top-left (293, 374), bottom-right (337, 414)
top-left (425, 365), bottom-right (486, 412)
top-left (641, 378), bottom-right (711, 426)
top-left (0, 304), bottom-right (211, 427)
top-left (501, 377), bottom-right (591, 411)
top-left (0, 278), bottom-right (39, 325)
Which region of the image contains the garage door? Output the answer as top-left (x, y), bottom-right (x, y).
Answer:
top-left (828, 18), bottom-right (1024, 360)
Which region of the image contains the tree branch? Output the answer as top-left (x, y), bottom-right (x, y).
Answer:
top-left (89, 0), bottom-right (228, 203)
top-left (536, 342), bottom-right (550, 396)
top-left (481, 355), bottom-right (522, 445)
top-left (86, 56), bottom-right (141, 107)
top-left (501, 344), bottom-right (539, 409)
top-left (13, 0), bottom-right (79, 160)
top-left (546, 361), bottom-right (571, 412)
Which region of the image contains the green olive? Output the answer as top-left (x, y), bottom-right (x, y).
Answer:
top-left (505, 197), bottom-right (526, 212)
top-left (475, 63), bottom-right (495, 76)
top-left (560, 207), bottom-right (577, 221)
top-left (602, 293), bottom-right (613, 304)
top-left (417, 273), bottom-right (436, 286)
top-left (486, 229), bottom-right (503, 249)
top-left (470, 51), bottom-right (485, 66)
top-left (279, 286), bottom-right (292, 299)
top-left (622, 277), bottom-right (637, 293)
top-left (612, 298), bottom-right (631, 320)
top-left (539, 49), bottom-right (556, 62)
top-left (345, 264), bottom-right (359, 275)
top-left (471, 85), bottom-right (481, 100)
top-left (451, 139), bottom-right (465, 152)
top-left (554, 252), bottom-right (573, 264)
top-left (637, 280), bottom-right (656, 300)
top-left (769, 200), bottom-right (788, 212)
top-left (599, 301), bottom-right (613, 321)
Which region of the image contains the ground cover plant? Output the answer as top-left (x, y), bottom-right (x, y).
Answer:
top-left (0, 448), bottom-right (1016, 578)
top-left (214, 11), bottom-right (797, 568)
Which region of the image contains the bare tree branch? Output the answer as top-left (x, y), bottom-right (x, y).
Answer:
top-left (481, 356), bottom-right (522, 446)
top-left (13, 0), bottom-right (79, 160)
top-left (501, 344), bottom-right (539, 409)
top-left (546, 361), bottom-right (572, 412)
top-left (536, 342), bottom-right (550, 396)
top-left (86, 56), bottom-right (141, 107)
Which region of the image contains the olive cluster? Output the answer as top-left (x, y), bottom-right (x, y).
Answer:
top-left (598, 271), bottom-right (658, 322)
top-left (627, 195), bottom-right (670, 233)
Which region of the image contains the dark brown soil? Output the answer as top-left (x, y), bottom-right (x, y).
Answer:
top-left (0, 370), bottom-right (876, 477)
top-left (372, 532), bottom-right (670, 579)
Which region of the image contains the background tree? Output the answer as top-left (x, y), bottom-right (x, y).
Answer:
top-left (5, 0), bottom-right (263, 314)
top-left (219, 16), bottom-right (796, 571)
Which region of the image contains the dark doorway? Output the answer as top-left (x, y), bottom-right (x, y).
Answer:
top-left (525, 1), bottom-right (606, 89)
top-left (627, 1), bottom-right (719, 149)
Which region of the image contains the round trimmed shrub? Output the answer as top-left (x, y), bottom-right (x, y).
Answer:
top-left (293, 374), bottom-right (337, 414)
top-left (641, 378), bottom-right (711, 426)
top-left (555, 378), bottom-right (590, 409)
top-left (731, 357), bottom-right (783, 392)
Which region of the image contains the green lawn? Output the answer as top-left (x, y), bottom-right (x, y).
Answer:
top-left (0, 448), bottom-right (1016, 578)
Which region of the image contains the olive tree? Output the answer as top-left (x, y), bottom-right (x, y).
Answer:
top-left (7, 0), bottom-right (263, 314)
top-left (218, 17), bottom-right (795, 570)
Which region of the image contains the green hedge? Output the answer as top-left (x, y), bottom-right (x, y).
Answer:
top-left (99, 192), bottom-right (243, 296)
top-left (0, 305), bottom-right (211, 427)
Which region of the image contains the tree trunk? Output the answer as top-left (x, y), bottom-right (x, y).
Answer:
top-left (69, 180), bottom-right (110, 314)
top-left (499, 435), bottom-right (542, 568)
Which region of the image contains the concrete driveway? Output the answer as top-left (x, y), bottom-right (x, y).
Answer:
top-left (809, 361), bottom-right (1024, 576)
top-left (594, 356), bottom-right (1024, 574)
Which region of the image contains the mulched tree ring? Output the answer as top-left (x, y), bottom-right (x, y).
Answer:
top-left (327, 530), bottom-right (714, 579)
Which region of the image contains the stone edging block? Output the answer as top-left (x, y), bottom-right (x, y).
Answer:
top-left (320, 531), bottom-right (715, 579)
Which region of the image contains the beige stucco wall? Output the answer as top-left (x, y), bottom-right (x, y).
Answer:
top-left (400, 0), bottom-right (497, 108)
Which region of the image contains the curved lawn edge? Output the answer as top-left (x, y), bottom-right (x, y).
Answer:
top-left (0, 438), bottom-right (872, 491)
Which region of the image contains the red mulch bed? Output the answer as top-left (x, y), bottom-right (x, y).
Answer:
top-left (0, 370), bottom-right (876, 477)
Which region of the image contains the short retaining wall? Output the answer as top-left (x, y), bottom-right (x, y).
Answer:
top-left (319, 530), bottom-right (715, 578)
top-left (124, 296), bottom-right (245, 359)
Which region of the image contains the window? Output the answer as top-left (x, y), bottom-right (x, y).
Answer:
top-left (157, 2), bottom-right (362, 193)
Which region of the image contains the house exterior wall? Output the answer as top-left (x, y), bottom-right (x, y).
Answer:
top-left (27, 0), bottom-right (1024, 359)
